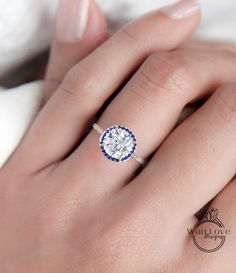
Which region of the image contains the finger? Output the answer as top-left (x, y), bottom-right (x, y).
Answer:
top-left (131, 83), bottom-right (236, 220)
top-left (63, 44), bottom-right (236, 196)
top-left (10, 0), bottom-right (201, 172)
top-left (44, 0), bottom-right (107, 100)
top-left (209, 177), bottom-right (236, 230)
top-left (185, 38), bottom-right (236, 51)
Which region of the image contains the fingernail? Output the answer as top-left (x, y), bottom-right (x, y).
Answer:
top-left (162, 0), bottom-right (200, 20)
top-left (56, 0), bottom-right (90, 42)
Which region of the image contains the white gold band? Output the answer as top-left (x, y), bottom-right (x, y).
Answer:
top-left (93, 123), bottom-right (105, 135)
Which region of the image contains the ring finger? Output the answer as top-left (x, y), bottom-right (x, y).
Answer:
top-left (64, 45), bottom-right (236, 196)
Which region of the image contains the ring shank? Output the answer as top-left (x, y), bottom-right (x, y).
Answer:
top-left (93, 123), bottom-right (104, 135)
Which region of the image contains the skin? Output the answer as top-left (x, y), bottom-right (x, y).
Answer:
top-left (0, 4), bottom-right (236, 273)
top-left (44, 0), bottom-right (108, 100)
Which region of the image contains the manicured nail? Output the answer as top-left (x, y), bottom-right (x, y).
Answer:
top-left (56, 0), bottom-right (90, 42)
top-left (162, 0), bottom-right (200, 20)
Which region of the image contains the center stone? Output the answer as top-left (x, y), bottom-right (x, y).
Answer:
top-left (100, 125), bottom-right (137, 162)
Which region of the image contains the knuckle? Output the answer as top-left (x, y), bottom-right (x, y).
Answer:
top-left (214, 83), bottom-right (236, 124)
top-left (60, 64), bottom-right (100, 107)
top-left (117, 24), bottom-right (139, 46)
top-left (136, 52), bottom-right (195, 104)
top-left (114, 24), bottom-right (145, 55)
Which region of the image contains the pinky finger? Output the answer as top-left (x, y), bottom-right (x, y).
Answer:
top-left (210, 179), bottom-right (236, 246)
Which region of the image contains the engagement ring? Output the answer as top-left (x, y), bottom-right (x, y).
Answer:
top-left (93, 123), bottom-right (145, 165)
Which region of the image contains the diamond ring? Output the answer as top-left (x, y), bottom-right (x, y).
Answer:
top-left (93, 123), bottom-right (145, 165)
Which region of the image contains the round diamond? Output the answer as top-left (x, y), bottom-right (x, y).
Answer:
top-left (100, 125), bottom-right (137, 162)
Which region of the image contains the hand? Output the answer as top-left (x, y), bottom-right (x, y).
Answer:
top-left (1, 1), bottom-right (236, 272)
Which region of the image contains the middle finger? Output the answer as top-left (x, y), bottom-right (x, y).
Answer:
top-left (132, 83), bottom-right (236, 221)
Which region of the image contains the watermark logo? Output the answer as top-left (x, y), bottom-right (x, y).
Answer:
top-left (188, 208), bottom-right (230, 253)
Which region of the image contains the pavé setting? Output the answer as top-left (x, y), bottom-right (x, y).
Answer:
top-left (93, 123), bottom-right (145, 165)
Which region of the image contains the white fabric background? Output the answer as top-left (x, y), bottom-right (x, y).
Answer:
top-left (0, 0), bottom-right (236, 166)
top-left (1, 0), bottom-right (236, 77)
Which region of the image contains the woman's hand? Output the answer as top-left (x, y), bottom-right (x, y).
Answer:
top-left (1, 1), bottom-right (236, 272)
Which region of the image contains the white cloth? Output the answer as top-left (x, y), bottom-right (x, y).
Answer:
top-left (0, 82), bottom-right (42, 166)
top-left (0, 0), bottom-right (236, 167)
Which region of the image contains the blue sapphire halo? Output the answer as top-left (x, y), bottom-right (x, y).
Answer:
top-left (93, 124), bottom-right (145, 165)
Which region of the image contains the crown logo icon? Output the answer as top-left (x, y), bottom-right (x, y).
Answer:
top-left (204, 208), bottom-right (218, 222)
